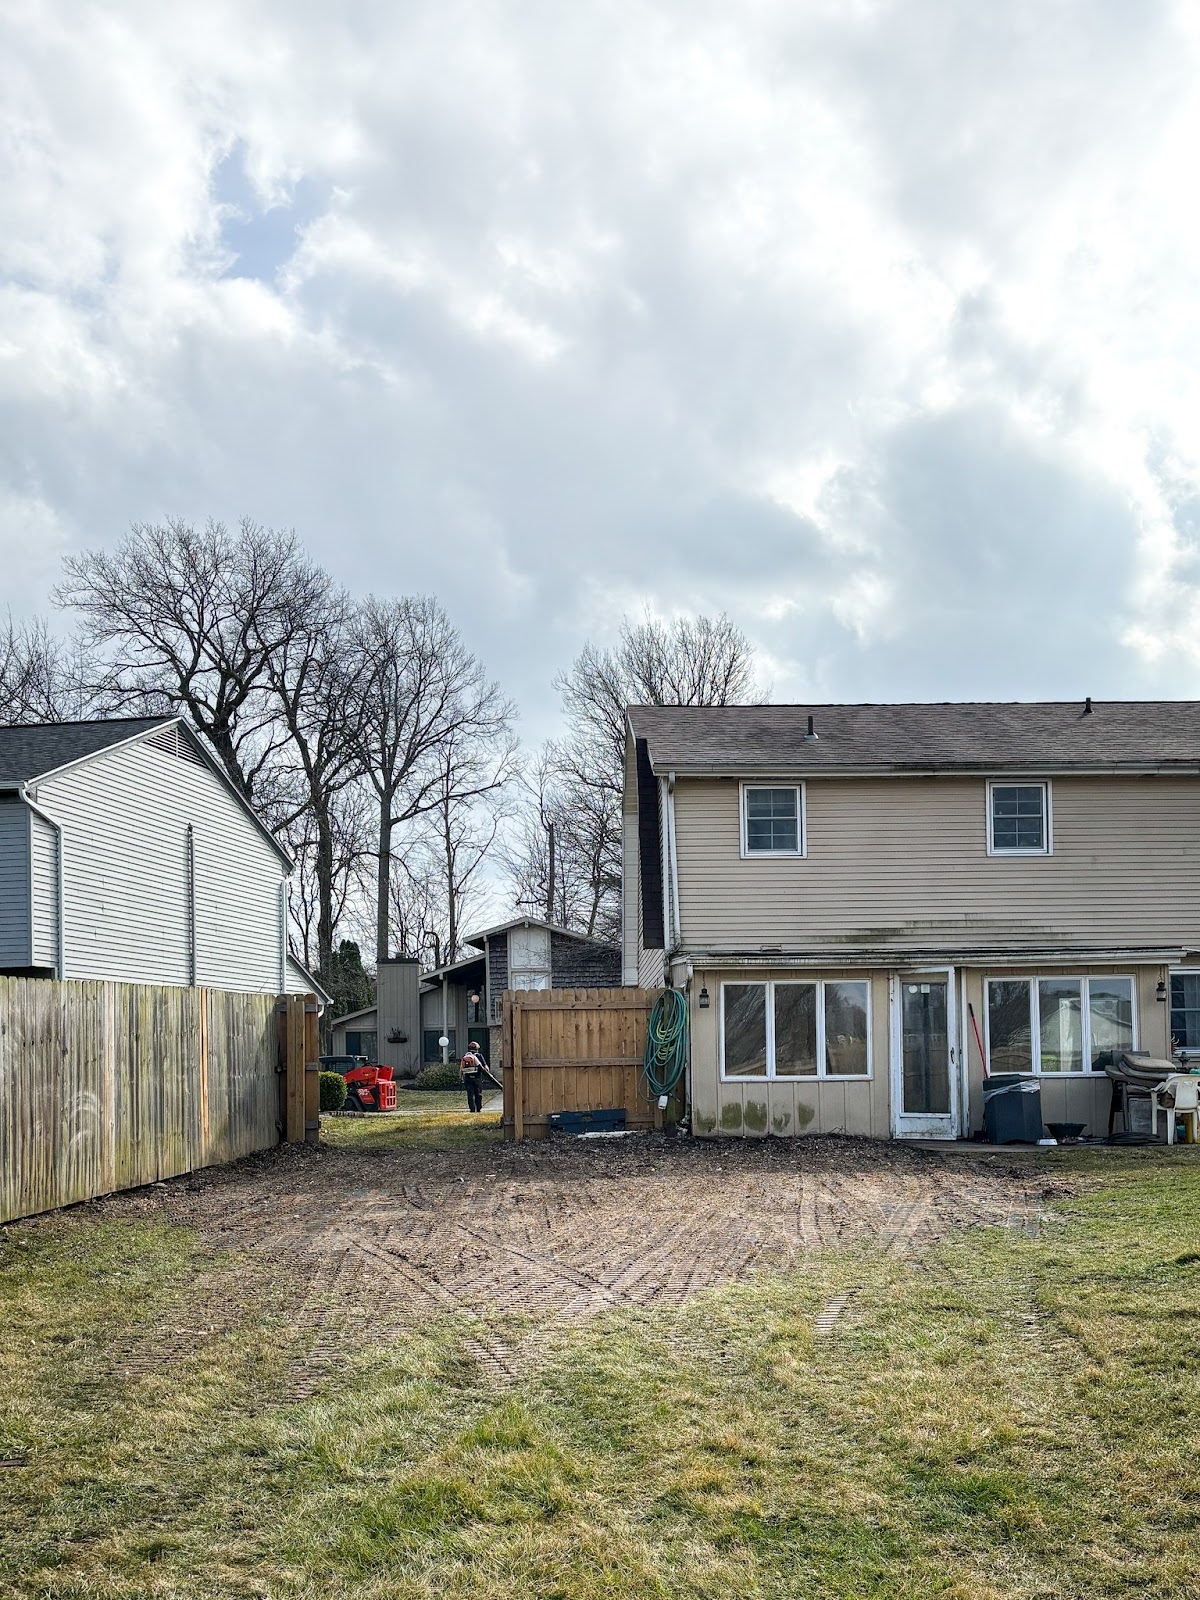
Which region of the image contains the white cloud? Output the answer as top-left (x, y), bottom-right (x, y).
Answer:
top-left (3, 0), bottom-right (1200, 723)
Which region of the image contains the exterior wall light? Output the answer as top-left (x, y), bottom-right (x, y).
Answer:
top-left (1157, 979), bottom-right (1168, 1003)
top-left (698, 985), bottom-right (710, 1009)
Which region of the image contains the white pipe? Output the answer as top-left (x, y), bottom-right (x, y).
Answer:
top-left (666, 770), bottom-right (681, 950)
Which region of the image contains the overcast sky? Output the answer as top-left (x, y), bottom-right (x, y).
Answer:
top-left (4, 0), bottom-right (1200, 740)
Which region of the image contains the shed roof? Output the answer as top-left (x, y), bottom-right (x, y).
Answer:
top-left (627, 701), bottom-right (1200, 776)
top-left (0, 717), bottom-right (171, 786)
top-left (464, 916), bottom-right (619, 952)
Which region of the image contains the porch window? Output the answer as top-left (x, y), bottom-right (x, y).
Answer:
top-left (987, 782), bottom-right (1050, 855)
top-left (722, 984), bottom-right (768, 1076)
top-left (721, 980), bottom-right (871, 1079)
top-left (741, 784), bottom-right (804, 856)
top-left (1169, 971), bottom-right (1200, 1056)
top-left (984, 976), bottom-right (1133, 1075)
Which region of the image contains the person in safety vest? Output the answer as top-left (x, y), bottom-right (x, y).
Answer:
top-left (460, 1041), bottom-right (485, 1113)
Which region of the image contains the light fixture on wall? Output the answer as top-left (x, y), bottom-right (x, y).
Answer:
top-left (698, 984), bottom-right (710, 1009)
top-left (1157, 978), bottom-right (1168, 1003)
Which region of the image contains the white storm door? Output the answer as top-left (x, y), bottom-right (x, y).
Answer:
top-left (890, 970), bottom-right (959, 1138)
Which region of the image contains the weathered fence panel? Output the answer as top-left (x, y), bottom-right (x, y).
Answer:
top-left (502, 987), bottom-right (662, 1142)
top-left (0, 976), bottom-right (283, 1224)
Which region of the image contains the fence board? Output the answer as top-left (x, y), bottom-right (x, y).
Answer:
top-left (502, 987), bottom-right (663, 1141)
top-left (0, 976), bottom-right (284, 1225)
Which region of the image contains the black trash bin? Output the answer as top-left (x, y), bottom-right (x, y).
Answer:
top-left (983, 1074), bottom-right (1044, 1144)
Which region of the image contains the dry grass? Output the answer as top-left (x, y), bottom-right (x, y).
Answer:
top-left (2, 1134), bottom-right (1198, 1598)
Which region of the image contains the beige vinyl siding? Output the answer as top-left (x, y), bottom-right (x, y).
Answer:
top-left (689, 966), bottom-right (891, 1138)
top-left (35, 733), bottom-right (286, 993)
top-left (29, 811), bottom-right (59, 969)
top-left (675, 775), bottom-right (1200, 953)
top-left (0, 800), bottom-right (30, 966)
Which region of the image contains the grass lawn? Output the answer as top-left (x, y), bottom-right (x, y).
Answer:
top-left (2, 1135), bottom-right (1199, 1598)
top-left (324, 1103), bottom-right (503, 1150)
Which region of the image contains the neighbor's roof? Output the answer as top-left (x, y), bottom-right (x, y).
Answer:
top-left (330, 1004), bottom-right (378, 1028)
top-left (464, 915), bottom-right (619, 952)
top-left (627, 702), bottom-right (1200, 777)
top-left (0, 715), bottom-right (292, 867)
top-left (0, 717), bottom-right (171, 787)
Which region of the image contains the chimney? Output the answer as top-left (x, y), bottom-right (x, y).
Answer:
top-left (805, 714), bottom-right (818, 741)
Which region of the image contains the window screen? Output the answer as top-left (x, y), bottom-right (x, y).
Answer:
top-left (1170, 973), bottom-right (1200, 1053)
top-left (1090, 978), bottom-right (1133, 1069)
top-left (990, 785), bottom-right (1047, 852)
top-left (744, 787), bottom-right (800, 853)
top-left (723, 985), bottom-right (768, 1076)
top-left (1037, 979), bottom-right (1082, 1073)
top-left (774, 984), bottom-right (817, 1075)
top-left (988, 979), bottom-right (1034, 1073)
top-left (825, 982), bottom-right (869, 1076)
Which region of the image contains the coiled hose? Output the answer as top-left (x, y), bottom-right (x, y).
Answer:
top-left (643, 987), bottom-right (689, 1106)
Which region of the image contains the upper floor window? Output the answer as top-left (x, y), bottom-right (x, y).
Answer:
top-left (987, 781), bottom-right (1050, 855)
top-left (741, 783), bottom-right (805, 857)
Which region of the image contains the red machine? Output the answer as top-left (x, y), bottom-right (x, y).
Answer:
top-left (342, 1063), bottom-right (396, 1112)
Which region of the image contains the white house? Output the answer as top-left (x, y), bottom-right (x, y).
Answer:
top-left (0, 716), bottom-right (308, 996)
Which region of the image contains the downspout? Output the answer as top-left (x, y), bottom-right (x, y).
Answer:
top-left (666, 770), bottom-right (681, 955)
top-left (659, 777), bottom-right (671, 971)
top-left (185, 824), bottom-right (196, 987)
top-left (20, 787), bottom-right (64, 979)
top-left (442, 974), bottom-right (449, 1063)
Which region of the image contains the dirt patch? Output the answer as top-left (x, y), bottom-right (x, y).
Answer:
top-left (41, 1134), bottom-right (1063, 1393)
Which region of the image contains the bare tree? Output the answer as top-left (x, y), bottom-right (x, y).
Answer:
top-left (262, 581), bottom-right (363, 985)
top-left (56, 519), bottom-right (324, 800)
top-left (279, 783), bottom-right (374, 972)
top-left (0, 614), bottom-right (118, 724)
top-left (508, 611), bottom-right (760, 940)
top-left (349, 595), bottom-right (516, 962)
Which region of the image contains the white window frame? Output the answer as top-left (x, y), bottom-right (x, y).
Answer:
top-left (740, 781), bottom-right (806, 859)
top-left (719, 978), bottom-right (872, 1081)
top-left (986, 779), bottom-right (1052, 856)
top-left (983, 973), bottom-right (1137, 1077)
top-left (1168, 967), bottom-right (1200, 1061)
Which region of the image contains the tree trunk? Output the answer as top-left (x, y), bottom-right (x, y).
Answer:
top-left (316, 801), bottom-right (336, 989)
top-left (545, 820), bottom-right (556, 923)
top-left (376, 801), bottom-right (392, 964)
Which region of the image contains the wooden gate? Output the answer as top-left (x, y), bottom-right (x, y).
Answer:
top-left (502, 987), bottom-right (663, 1141)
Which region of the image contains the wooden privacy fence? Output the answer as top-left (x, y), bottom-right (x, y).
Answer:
top-left (0, 977), bottom-right (320, 1225)
top-left (502, 987), bottom-right (664, 1141)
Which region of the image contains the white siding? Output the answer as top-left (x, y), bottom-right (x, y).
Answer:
top-left (34, 732), bottom-right (287, 993)
top-left (30, 811), bottom-right (59, 970)
top-left (0, 800), bottom-right (30, 966)
top-left (674, 774), bottom-right (1200, 954)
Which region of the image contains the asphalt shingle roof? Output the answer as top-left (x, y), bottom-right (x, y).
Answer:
top-left (627, 702), bottom-right (1200, 775)
top-left (0, 718), bottom-right (172, 787)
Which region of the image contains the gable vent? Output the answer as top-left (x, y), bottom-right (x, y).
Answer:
top-left (145, 725), bottom-right (208, 768)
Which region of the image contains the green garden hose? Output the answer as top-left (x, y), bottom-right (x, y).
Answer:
top-left (643, 987), bottom-right (689, 1105)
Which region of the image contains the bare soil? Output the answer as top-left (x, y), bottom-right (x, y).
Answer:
top-left (48, 1133), bottom-right (1065, 1391)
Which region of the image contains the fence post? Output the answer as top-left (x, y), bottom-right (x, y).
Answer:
top-left (512, 993), bottom-right (524, 1144)
top-left (286, 993), bottom-right (306, 1144)
top-left (304, 994), bottom-right (320, 1146)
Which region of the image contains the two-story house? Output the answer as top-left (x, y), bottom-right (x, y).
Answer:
top-left (623, 701), bottom-right (1200, 1139)
top-left (0, 716), bottom-right (321, 1000)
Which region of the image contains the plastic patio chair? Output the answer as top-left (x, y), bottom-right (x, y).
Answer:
top-left (1150, 1075), bottom-right (1200, 1145)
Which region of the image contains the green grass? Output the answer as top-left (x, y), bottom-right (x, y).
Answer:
top-left (323, 1105), bottom-right (503, 1150)
top-left (3, 1143), bottom-right (1200, 1597)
